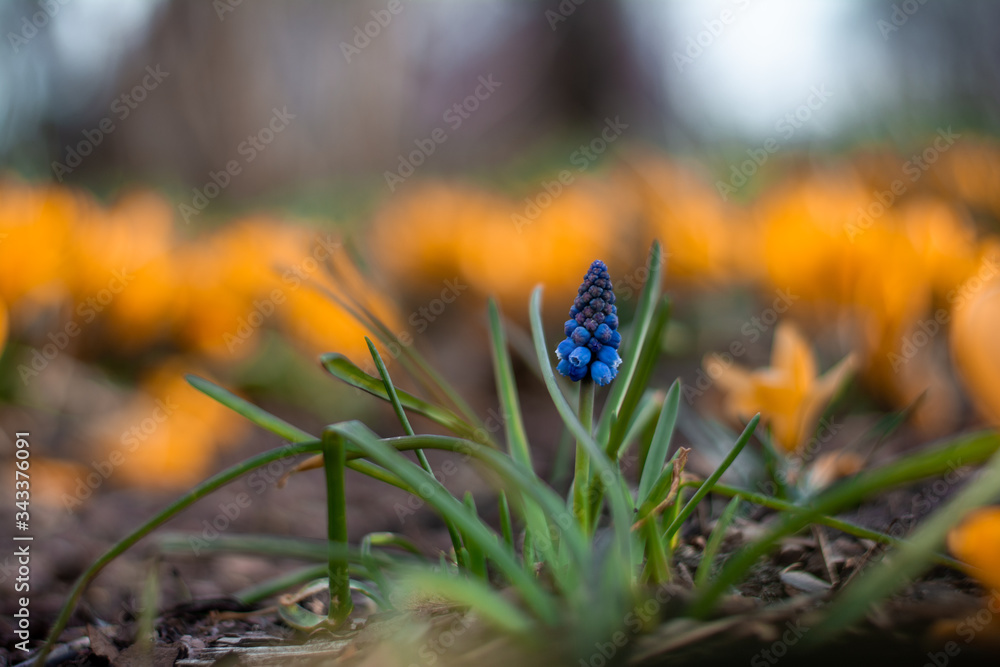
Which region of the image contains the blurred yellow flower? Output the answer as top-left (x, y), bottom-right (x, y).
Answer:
top-left (370, 179), bottom-right (633, 313)
top-left (951, 271), bottom-right (1000, 426)
top-left (0, 180), bottom-right (79, 307)
top-left (948, 507), bottom-right (1000, 593)
top-left (88, 360), bottom-right (247, 490)
top-left (0, 298), bottom-right (8, 355)
top-left (626, 153), bottom-right (755, 284)
top-left (707, 322), bottom-right (855, 453)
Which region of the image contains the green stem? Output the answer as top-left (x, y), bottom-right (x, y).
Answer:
top-left (640, 520), bottom-right (670, 584)
top-left (235, 564), bottom-right (328, 605)
top-left (365, 337), bottom-right (463, 560)
top-left (573, 378), bottom-right (595, 534)
top-left (663, 414), bottom-right (759, 542)
top-left (691, 482), bottom-right (963, 569)
top-left (37, 441), bottom-right (323, 664)
top-left (323, 431), bottom-right (353, 624)
top-left (690, 431), bottom-right (1000, 617)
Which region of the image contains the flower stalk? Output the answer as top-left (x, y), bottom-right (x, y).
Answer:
top-left (323, 430), bottom-right (353, 624)
top-left (573, 377), bottom-right (596, 533)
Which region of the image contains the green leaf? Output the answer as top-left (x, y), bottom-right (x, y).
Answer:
top-left (596, 241), bottom-right (665, 446)
top-left (618, 390), bottom-right (664, 462)
top-left (38, 441), bottom-right (326, 664)
top-left (690, 430), bottom-right (1000, 618)
top-left (327, 421), bottom-right (559, 624)
top-left (378, 432), bottom-right (589, 595)
top-left (235, 564), bottom-right (328, 605)
top-left (487, 298), bottom-right (532, 467)
top-left (365, 337), bottom-right (464, 559)
top-left (485, 301), bottom-right (548, 560)
top-left (694, 497), bottom-right (741, 589)
top-left (634, 452), bottom-right (683, 518)
top-left (187, 373), bottom-right (409, 492)
top-left (499, 490), bottom-right (515, 553)
top-left (278, 579), bottom-right (335, 631)
top-left (462, 492), bottom-right (488, 579)
top-left (187, 374), bottom-right (314, 443)
top-left (320, 354), bottom-right (483, 443)
top-left (528, 285), bottom-right (635, 620)
top-left (812, 436), bottom-right (1000, 642)
top-left (607, 295), bottom-right (672, 458)
top-left (637, 379), bottom-right (681, 505)
top-left (400, 569), bottom-right (535, 636)
top-left (664, 414), bottom-right (759, 542)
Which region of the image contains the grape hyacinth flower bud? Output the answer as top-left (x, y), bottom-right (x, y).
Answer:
top-left (554, 260), bottom-right (622, 386)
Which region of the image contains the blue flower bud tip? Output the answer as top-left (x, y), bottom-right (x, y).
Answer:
top-left (590, 361), bottom-right (614, 386)
top-left (568, 346), bottom-right (591, 368)
top-left (597, 345), bottom-right (621, 368)
top-left (557, 259), bottom-right (623, 384)
top-left (555, 337), bottom-right (576, 360)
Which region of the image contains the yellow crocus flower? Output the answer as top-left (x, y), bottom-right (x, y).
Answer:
top-left (948, 507), bottom-right (1000, 593)
top-left (707, 322), bottom-right (855, 453)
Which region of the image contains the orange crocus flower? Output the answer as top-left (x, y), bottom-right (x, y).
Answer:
top-left (948, 507), bottom-right (1000, 593)
top-left (707, 322), bottom-right (855, 453)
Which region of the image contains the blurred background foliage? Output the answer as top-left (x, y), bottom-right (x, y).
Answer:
top-left (1, 0), bottom-right (1000, 501)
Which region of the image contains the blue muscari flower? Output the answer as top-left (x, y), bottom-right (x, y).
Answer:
top-left (554, 259), bottom-right (622, 385)
top-left (555, 338), bottom-right (576, 360)
top-left (597, 345), bottom-right (621, 369)
top-left (568, 346), bottom-right (591, 368)
top-left (590, 361), bottom-right (614, 386)
top-left (571, 326), bottom-right (591, 347)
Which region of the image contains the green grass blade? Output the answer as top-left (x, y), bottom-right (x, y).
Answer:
top-left (235, 564), bottom-right (329, 605)
top-left (324, 279), bottom-right (493, 439)
top-left (462, 492), bottom-right (489, 579)
top-left (694, 496), bottom-right (741, 589)
top-left (499, 490), bottom-right (515, 552)
top-left (485, 300), bottom-right (552, 587)
top-left (320, 353), bottom-right (485, 444)
top-left (573, 378), bottom-right (596, 533)
top-left (400, 569), bottom-right (535, 637)
top-left (690, 430), bottom-right (1000, 617)
top-left (637, 379), bottom-right (681, 505)
top-left (187, 374), bottom-right (315, 442)
top-left (634, 452), bottom-right (683, 518)
top-left (618, 389), bottom-right (664, 461)
top-left (529, 285), bottom-right (635, 618)
top-left (607, 295), bottom-right (672, 458)
top-left (812, 439), bottom-right (1000, 642)
top-left (327, 421), bottom-right (559, 624)
top-left (596, 241), bottom-right (665, 446)
top-left (155, 532), bottom-right (362, 562)
top-left (487, 298), bottom-right (532, 466)
top-left (187, 373), bottom-right (409, 492)
top-left (365, 337), bottom-right (464, 559)
top-left (37, 441), bottom-right (325, 663)
top-left (303, 275), bottom-right (462, 419)
top-left (366, 337), bottom-right (417, 438)
top-left (693, 482), bottom-right (961, 568)
top-left (322, 430), bottom-right (353, 623)
top-left (376, 433), bottom-right (588, 590)
top-left (664, 414), bottom-right (759, 542)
